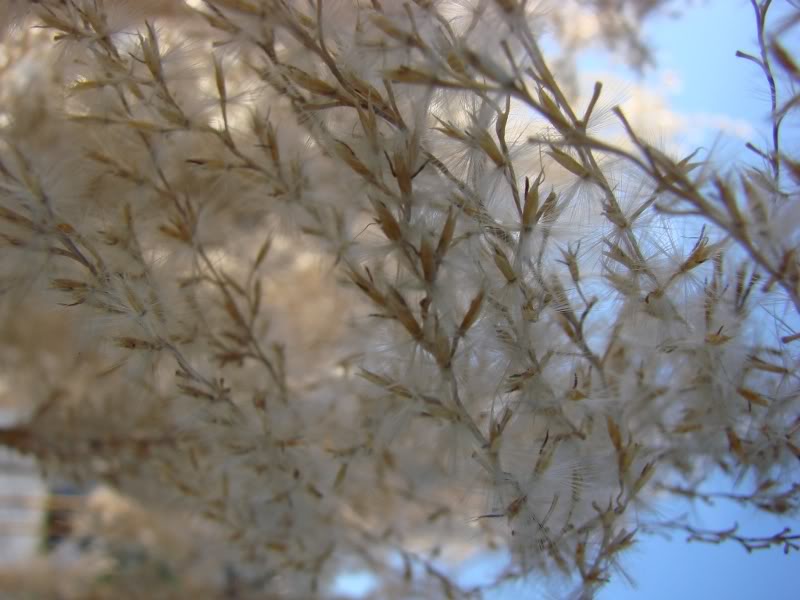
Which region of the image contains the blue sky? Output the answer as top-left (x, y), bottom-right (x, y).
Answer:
top-left (331, 4), bottom-right (800, 599)
top-left (584, 3), bottom-right (800, 597)
top-left (576, 0), bottom-right (799, 166)
top-left (600, 473), bottom-right (800, 600)
top-left (451, 3), bottom-right (800, 599)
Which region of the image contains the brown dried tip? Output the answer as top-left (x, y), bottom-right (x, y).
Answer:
top-left (370, 198), bottom-right (403, 242)
top-left (492, 244), bottom-right (517, 284)
top-left (115, 336), bottom-right (161, 351)
top-left (737, 387), bottom-right (770, 408)
top-left (386, 286), bottom-right (423, 340)
top-left (472, 129), bottom-right (506, 168)
top-left (606, 416), bottom-right (622, 452)
top-left (458, 288), bottom-right (485, 336)
top-left (548, 147), bottom-right (589, 179)
top-left (384, 66), bottom-right (439, 85)
top-left (559, 246), bottom-right (581, 284)
top-left (335, 140), bottom-right (373, 179)
top-left (50, 278), bottom-right (88, 291)
top-left (285, 65), bottom-right (338, 96)
top-left (432, 330), bottom-right (451, 368)
top-left (536, 190), bottom-right (559, 224)
top-left (348, 267), bottom-right (386, 306)
top-left (493, 0), bottom-right (519, 12)
top-left (726, 427), bottom-right (747, 461)
top-left (631, 462), bottom-right (656, 494)
top-left (522, 173), bottom-right (542, 229)
top-left (419, 234), bottom-right (436, 283)
top-left (436, 207), bottom-right (457, 259)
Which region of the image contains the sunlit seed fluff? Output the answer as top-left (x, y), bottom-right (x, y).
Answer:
top-left (0, 1), bottom-right (797, 599)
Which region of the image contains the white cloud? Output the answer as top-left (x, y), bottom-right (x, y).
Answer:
top-left (576, 70), bottom-right (754, 156)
